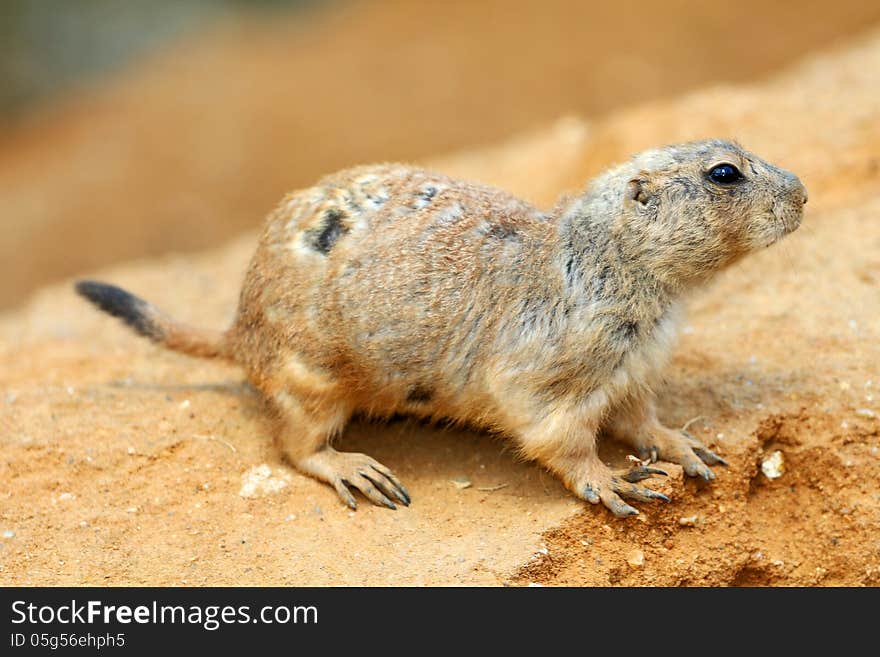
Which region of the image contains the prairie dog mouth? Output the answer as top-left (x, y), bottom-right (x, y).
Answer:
top-left (773, 202), bottom-right (804, 235)
top-left (758, 209), bottom-right (800, 248)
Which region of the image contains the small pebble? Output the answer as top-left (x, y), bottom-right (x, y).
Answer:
top-left (449, 476), bottom-right (472, 490)
top-left (855, 408), bottom-right (876, 418)
top-left (179, 399), bottom-right (191, 410)
top-left (678, 515), bottom-right (698, 527)
top-left (761, 451), bottom-right (785, 480)
top-left (2, 530), bottom-right (15, 539)
top-left (626, 549), bottom-right (645, 567)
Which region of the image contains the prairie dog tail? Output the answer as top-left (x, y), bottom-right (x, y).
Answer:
top-left (75, 280), bottom-right (233, 361)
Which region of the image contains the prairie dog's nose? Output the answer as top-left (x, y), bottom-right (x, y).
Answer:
top-left (785, 172), bottom-right (808, 205)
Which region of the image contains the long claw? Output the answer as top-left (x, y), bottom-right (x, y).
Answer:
top-left (333, 479), bottom-right (358, 510)
top-left (693, 447), bottom-right (728, 466)
top-left (354, 476), bottom-right (397, 510)
top-left (606, 496), bottom-right (639, 517)
top-left (363, 471), bottom-right (409, 507)
top-left (630, 487), bottom-right (669, 502)
top-left (684, 461), bottom-right (716, 481)
top-left (622, 465), bottom-right (668, 483)
top-left (614, 479), bottom-right (670, 503)
top-left (371, 465), bottom-right (411, 505)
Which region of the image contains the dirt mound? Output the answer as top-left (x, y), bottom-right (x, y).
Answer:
top-left (2, 26), bottom-right (880, 586)
top-left (3, 0), bottom-right (880, 309)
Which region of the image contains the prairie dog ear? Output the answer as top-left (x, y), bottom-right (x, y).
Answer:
top-left (625, 174), bottom-right (655, 207)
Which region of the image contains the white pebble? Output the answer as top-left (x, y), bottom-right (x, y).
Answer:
top-left (626, 549), bottom-right (645, 567)
top-left (856, 409), bottom-right (876, 418)
top-left (179, 399), bottom-right (191, 410)
top-left (2, 530), bottom-right (15, 538)
top-left (678, 515), bottom-right (698, 527)
top-left (761, 451), bottom-right (785, 480)
top-left (239, 464), bottom-right (291, 498)
top-left (848, 319), bottom-right (858, 331)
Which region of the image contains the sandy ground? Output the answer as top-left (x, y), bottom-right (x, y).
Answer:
top-left (2, 24), bottom-right (880, 586)
top-left (3, 0), bottom-right (880, 309)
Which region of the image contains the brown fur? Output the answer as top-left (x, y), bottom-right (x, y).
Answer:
top-left (78, 139), bottom-right (807, 516)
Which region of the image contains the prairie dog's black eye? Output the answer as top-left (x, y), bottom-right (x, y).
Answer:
top-left (707, 163), bottom-right (743, 184)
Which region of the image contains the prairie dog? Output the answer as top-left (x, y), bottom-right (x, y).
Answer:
top-left (77, 139), bottom-right (807, 517)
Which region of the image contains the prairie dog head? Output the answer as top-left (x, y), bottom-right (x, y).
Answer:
top-left (571, 139), bottom-right (807, 288)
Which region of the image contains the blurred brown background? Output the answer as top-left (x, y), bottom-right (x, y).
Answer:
top-left (3, 0), bottom-right (880, 588)
top-left (2, 0), bottom-right (880, 309)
